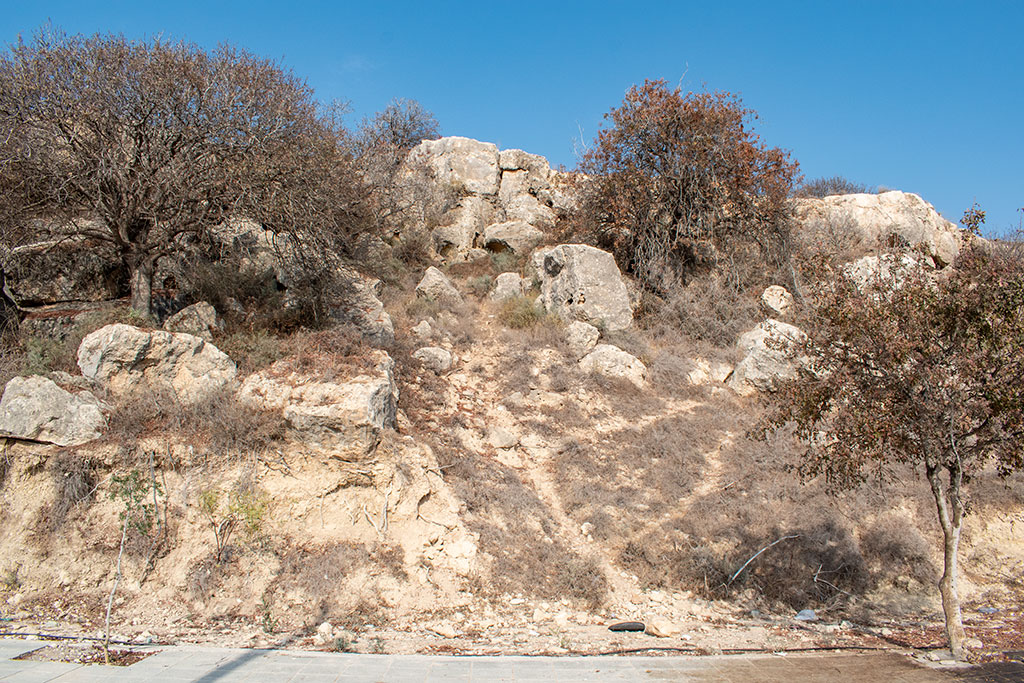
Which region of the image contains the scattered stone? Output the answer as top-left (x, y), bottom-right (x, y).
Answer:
top-left (965, 637), bottom-right (984, 650)
top-left (0, 375), bottom-right (105, 446)
top-left (978, 607), bottom-right (999, 615)
top-left (761, 285), bottom-right (793, 316)
top-left (488, 426), bottom-right (519, 450)
top-left (565, 321), bottom-right (600, 359)
top-left (794, 609), bottom-right (817, 622)
top-left (490, 272), bottom-right (524, 302)
top-left (314, 622), bottom-right (334, 645)
top-left (412, 346), bottom-right (454, 373)
top-left (78, 324), bottom-right (236, 403)
top-left (163, 301), bottom-right (223, 341)
top-left (533, 244), bottom-right (633, 331)
top-left (645, 617), bottom-right (682, 638)
top-left (579, 344), bottom-right (647, 387)
top-left (411, 320), bottom-right (433, 341)
top-left (416, 267), bottom-right (463, 304)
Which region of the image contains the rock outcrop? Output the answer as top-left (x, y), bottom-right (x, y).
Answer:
top-left (77, 324), bottom-right (237, 403)
top-left (328, 269), bottom-right (395, 345)
top-left (533, 244), bottom-right (633, 331)
top-left (728, 319), bottom-right (807, 396)
top-left (416, 267), bottom-right (463, 304)
top-left (579, 344), bottom-right (647, 387)
top-left (238, 350), bottom-right (398, 458)
top-left (482, 220), bottom-right (544, 255)
top-left (793, 191), bottom-right (970, 267)
top-left (163, 301), bottom-right (223, 341)
top-left (0, 375), bottom-right (105, 446)
top-left (5, 237), bottom-right (124, 305)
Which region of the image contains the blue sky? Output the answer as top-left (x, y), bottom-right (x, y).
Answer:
top-left (3, 1), bottom-right (1021, 234)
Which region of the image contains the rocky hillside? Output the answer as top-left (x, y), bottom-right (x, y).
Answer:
top-left (0, 137), bottom-right (1020, 657)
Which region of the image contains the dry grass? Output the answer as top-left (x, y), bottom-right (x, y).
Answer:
top-left (430, 433), bottom-right (607, 608)
top-left (37, 452), bottom-right (99, 531)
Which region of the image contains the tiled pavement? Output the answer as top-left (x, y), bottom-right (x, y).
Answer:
top-left (2, 638), bottom-right (1018, 681)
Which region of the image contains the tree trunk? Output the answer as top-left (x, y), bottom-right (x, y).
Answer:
top-left (927, 463), bottom-right (967, 660)
top-left (129, 258), bottom-right (154, 319)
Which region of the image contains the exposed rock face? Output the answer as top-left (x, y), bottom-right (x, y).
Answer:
top-left (401, 137), bottom-right (569, 262)
top-left (5, 237), bottom-right (124, 305)
top-left (238, 350), bottom-right (397, 458)
top-left (416, 267), bottom-right (463, 304)
top-left (533, 244), bottom-right (633, 331)
top-left (579, 344), bottom-right (647, 387)
top-left (163, 301), bottom-right (223, 341)
top-left (489, 272), bottom-right (524, 301)
top-left (565, 320), bottom-right (600, 359)
top-left (408, 136), bottom-right (501, 196)
top-left (728, 319), bottom-right (807, 396)
top-left (412, 346), bottom-right (454, 373)
top-left (761, 285), bottom-right (794, 317)
top-left (0, 375), bottom-right (105, 446)
top-left (843, 252), bottom-right (929, 292)
top-left (77, 324), bottom-right (237, 403)
top-left (793, 191), bottom-right (970, 267)
top-left (483, 221), bottom-right (544, 255)
top-left (328, 269), bottom-right (395, 345)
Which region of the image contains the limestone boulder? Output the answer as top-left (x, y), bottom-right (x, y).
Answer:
top-left (565, 321), bottom-right (600, 359)
top-left (416, 267), bottom-right (463, 304)
top-left (533, 244), bottom-right (633, 331)
top-left (412, 347), bottom-right (454, 374)
top-left (0, 375), bottom-right (105, 446)
top-left (432, 196), bottom-right (495, 261)
top-left (407, 136), bottom-right (500, 196)
top-left (163, 302), bottom-right (223, 341)
top-left (77, 324), bottom-right (236, 403)
top-left (728, 319), bottom-right (807, 396)
top-left (761, 285), bottom-right (794, 317)
top-left (499, 149), bottom-right (551, 177)
top-left (238, 350), bottom-right (397, 457)
top-left (327, 268), bottom-right (395, 345)
top-left (483, 221), bottom-right (544, 255)
top-left (489, 272), bottom-right (524, 302)
top-left (843, 252), bottom-right (929, 293)
top-left (579, 344), bottom-right (647, 387)
top-left (793, 191), bottom-right (970, 267)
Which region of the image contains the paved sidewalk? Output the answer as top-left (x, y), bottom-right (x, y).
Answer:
top-left (0, 638), bottom-right (986, 681)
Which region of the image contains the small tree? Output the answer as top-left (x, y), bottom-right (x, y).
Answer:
top-left (574, 79), bottom-right (799, 293)
top-left (0, 28), bottom-right (367, 317)
top-left (764, 243), bottom-right (1024, 660)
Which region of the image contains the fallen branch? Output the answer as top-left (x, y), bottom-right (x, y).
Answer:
top-left (727, 535), bottom-right (800, 585)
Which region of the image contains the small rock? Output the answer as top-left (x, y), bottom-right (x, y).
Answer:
top-left (579, 344), bottom-right (647, 387)
top-left (965, 637), bottom-right (984, 649)
top-left (416, 266), bottom-right (463, 304)
top-left (413, 346), bottom-right (453, 373)
top-left (761, 285), bottom-right (794, 316)
top-left (580, 522), bottom-right (594, 536)
top-left (565, 321), bottom-right (600, 359)
top-left (430, 622), bottom-right (458, 639)
top-left (608, 621), bottom-right (645, 632)
top-left (978, 607), bottom-right (999, 614)
top-left (794, 609), bottom-right (817, 622)
top-left (645, 617), bottom-right (681, 638)
top-left (490, 272), bottom-right (524, 302)
top-left (489, 426), bottom-right (519, 449)
top-left (163, 301), bottom-right (223, 341)
top-left (411, 320), bottom-right (433, 341)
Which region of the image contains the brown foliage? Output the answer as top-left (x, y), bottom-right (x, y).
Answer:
top-left (571, 79), bottom-right (799, 294)
top-left (0, 28), bottom-right (369, 317)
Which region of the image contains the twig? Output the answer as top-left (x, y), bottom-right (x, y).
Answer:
top-left (727, 535), bottom-right (800, 585)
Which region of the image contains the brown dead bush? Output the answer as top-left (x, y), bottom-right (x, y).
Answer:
top-left (859, 514), bottom-right (936, 586)
top-left (38, 452), bottom-right (98, 530)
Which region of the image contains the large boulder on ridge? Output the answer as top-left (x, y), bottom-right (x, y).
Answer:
top-left (77, 324), bottom-right (236, 403)
top-left (0, 375), bottom-right (106, 446)
top-left (407, 136), bottom-right (500, 196)
top-left (793, 191), bottom-right (970, 267)
top-left (532, 244), bottom-right (633, 331)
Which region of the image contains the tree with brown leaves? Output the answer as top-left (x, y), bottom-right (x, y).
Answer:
top-left (575, 79), bottom-right (799, 293)
top-left (764, 242), bottom-right (1024, 660)
top-left (0, 29), bottom-right (367, 317)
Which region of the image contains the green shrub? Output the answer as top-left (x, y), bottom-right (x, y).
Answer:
top-left (498, 296), bottom-right (543, 329)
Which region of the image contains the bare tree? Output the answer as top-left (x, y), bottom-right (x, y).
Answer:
top-left (764, 242), bottom-right (1024, 660)
top-left (0, 28), bottom-right (367, 317)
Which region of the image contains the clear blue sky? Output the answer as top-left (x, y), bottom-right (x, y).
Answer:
top-left (3, 1), bottom-right (1022, 234)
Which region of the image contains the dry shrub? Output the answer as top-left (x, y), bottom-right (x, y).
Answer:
top-left (39, 452), bottom-right (98, 530)
top-left (794, 176), bottom-right (871, 198)
top-left (431, 434), bottom-right (607, 608)
top-left (271, 327), bottom-right (374, 380)
top-left (218, 329), bottom-right (287, 376)
top-left (859, 514), bottom-right (936, 586)
top-left (640, 274), bottom-right (762, 348)
top-left (266, 542), bottom-right (402, 628)
top-left (104, 386), bottom-right (285, 459)
top-left (497, 295), bottom-right (544, 329)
